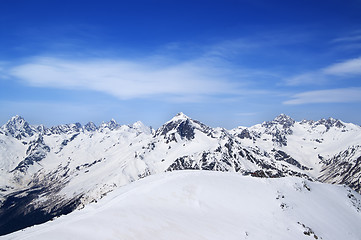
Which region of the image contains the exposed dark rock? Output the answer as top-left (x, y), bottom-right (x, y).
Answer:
top-left (12, 136), bottom-right (50, 173)
top-left (238, 129), bottom-right (252, 139)
top-left (84, 122), bottom-right (97, 132)
top-left (315, 118), bottom-right (345, 131)
top-left (155, 113), bottom-right (211, 141)
top-left (1, 116), bottom-right (36, 139)
top-left (0, 185), bottom-right (83, 236)
top-left (318, 146), bottom-right (361, 193)
top-left (272, 149), bottom-right (311, 170)
top-left (49, 123), bottom-right (82, 135)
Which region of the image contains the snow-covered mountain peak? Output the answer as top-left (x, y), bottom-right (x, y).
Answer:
top-left (316, 117), bottom-right (345, 130)
top-left (298, 117), bottom-right (347, 132)
top-left (9, 115), bottom-right (24, 122)
top-left (48, 122), bottom-right (82, 135)
top-left (168, 112), bottom-right (190, 122)
top-left (84, 122), bottom-right (97, 132)
top-left (99, 119), bottom-right (120, 131)
top-left (155, 113), bottom-right (211, 141)
top-left (272, 114), bottom-right (295, 127)
top-left (261, 114), bottom-right (295, 131)
top-left (132, 121), bottom-right (152, 134)
top-left (3, 115), bottom-right (27, 128)
top-left (1, 115), bottom-right (36, 139)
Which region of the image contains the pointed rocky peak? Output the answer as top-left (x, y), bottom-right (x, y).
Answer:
top-left (49, 122), bottom-right (82, 135)
top-left (262, 114), bottom-right (295, 129)
top-left (100, 119), bottom-right (120, 131)
top-left (261, 114), bottom-right (295, 146)
top-left (315, 117), bottom-right (345, 130)
top-left (84, 122), bottom-right (97, 132)
top-left (73, 122), bottom-right (82, 131)
top-left (2, 115), bottom-right (36, 139)
top-left (273, 114), bottom-right (295, 126)
top-left (300, 119), bottom-right (315, 125)
top-left (108, 119), bottom-right (119, 130)
top-left (327, 117), bottom-right (345, 128)
top-left (155, 112), bottom-right (211, 140)
top-left (161, 112), bottom-right (191, 127)
top-left (169, 112), bottom-right (190, 122)
top-left (4, 115), bottom-right (27, 128)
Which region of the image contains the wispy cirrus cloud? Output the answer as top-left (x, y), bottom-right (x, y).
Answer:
top-left (284, 56), bottom-right (361, 105)
top-left (4, 35), bottom-right (297, 106)
top-left (8, 56), bottom-right (245, 101)
top-left (285, 56), bottom-right (361, 85)
top-left (323, 57), bottom-right (361, 76)
top-left (331, 29), bottom-right (361, 43)
top-left (332, 35), bottom-right (361, 43)
top-left (284, 87), bottom-right (361, 105)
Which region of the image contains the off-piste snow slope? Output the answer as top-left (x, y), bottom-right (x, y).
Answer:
top-left (3, 171), bottom-right (361, 240)
top-left (0, 113), bottom-right (361, 236)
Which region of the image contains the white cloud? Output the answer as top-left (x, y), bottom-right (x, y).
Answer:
top-left (285, 56), bottom-right (361, 85)
top-left (9, 56), bottom-right (241, 101)
top-left (284, 72), bottom-right (326, 86)
top-left (331, 34), bottom-right (361, 43)
top-left (322, 57), bottom-right (361, 76)
top-left (284, 87), bottom-right (361, 105)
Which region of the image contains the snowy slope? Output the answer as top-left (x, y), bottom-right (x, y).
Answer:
top-left (3, 171), bottom-right (361, 240)
top-left (1, 113), bottom-right (361, 236)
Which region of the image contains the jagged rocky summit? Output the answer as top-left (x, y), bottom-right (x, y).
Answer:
top-left (0, 112), bottom-right (361, 235)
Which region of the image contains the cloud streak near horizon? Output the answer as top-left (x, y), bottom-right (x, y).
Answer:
top-left (8, 56), bottom-right (246, 102)
top-left (284, 87), bottom-right (361, 105)
top-left (286, 56), bottom-right (361, 86)
top-left (6, 53), bottom-right (361, 107)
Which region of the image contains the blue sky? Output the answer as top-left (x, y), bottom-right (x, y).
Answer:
top-left (1, 0), bottom-right (361, 128)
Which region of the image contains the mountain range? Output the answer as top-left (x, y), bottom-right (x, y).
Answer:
top-left (1, 113), bottom-right (361, 236)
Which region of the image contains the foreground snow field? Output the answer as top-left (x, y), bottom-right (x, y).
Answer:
top-left (3, 171), bottom-right (361, 240)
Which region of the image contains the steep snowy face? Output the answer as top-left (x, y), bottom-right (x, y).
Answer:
top-left (5, 171), bottom-right (361, 240)
top-left (319, 145), bottom-right (361, 193)
top-left (1, 116), bottom-right (37, 139)
top-left (12, 135), bottom-right (50, 173)
top-left (132, 121), bottom-right (152, 135)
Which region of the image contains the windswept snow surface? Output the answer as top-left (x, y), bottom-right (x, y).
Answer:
top-left (4, 171), bottom-right (361, 240)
